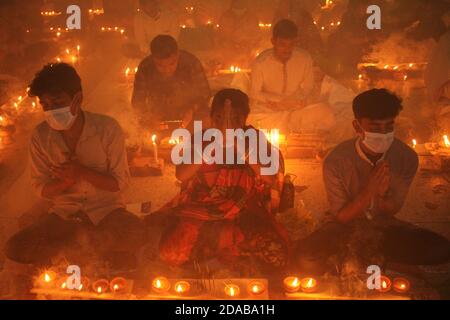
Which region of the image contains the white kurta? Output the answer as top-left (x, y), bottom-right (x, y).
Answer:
top-left (134, 9), bottom-right (180, 54)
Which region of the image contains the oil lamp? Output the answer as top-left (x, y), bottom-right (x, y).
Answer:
top-left (110, 277), bottom-right (128, 294)
top-left (247, 281), bottom-right (265, 296)
top-left (92, 279), bottom-right (109, 294)
top-left (152, 277), bottom-right (170, 293)
top-left (174, 281), bottom-right (191, 295)
top-left (377, 275), bottom-right (392, 293)
top-left (393, 277), bottom-right (410, 294)
top-left (38, 270), bottom-right (57, 287)
top-left (224, 284), bottom-right (240, 298)
top-left (300, 277), bottom-right (318, 293)
top-left (283, 276), bottom-right (301, 293)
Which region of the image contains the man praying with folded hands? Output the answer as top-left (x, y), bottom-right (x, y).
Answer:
top-left (4, 63), bottom-right (145, 269)
top-left (295, 89), bottom-right (450, 276)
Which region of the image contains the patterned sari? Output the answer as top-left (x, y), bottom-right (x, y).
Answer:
top-left (157, 158), bottom-right (290, 273)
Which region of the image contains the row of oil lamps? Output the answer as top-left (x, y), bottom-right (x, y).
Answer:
top-left (38, 271), bottom-right (411, 297)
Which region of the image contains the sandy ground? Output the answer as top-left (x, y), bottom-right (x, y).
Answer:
top-left (0, 35), bottom-right (449, 297)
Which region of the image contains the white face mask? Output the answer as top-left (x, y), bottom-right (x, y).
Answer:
top-left (44, 106), bottom-right (77, 131)
top-left (361, 130), bottom-right (395, 154)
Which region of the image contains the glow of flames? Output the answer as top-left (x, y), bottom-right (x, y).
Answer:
top-left (306, 278), bottom-right (314, 288)
top-left (44, 273), bottom-right (51, 282)
top-left (412, 139), bottom-right (417, 148)
top-left (97, 286), bottom-right (102, 294)
top-left (443, 135), bottom-right (450, 148)
top-left (113, 284), bottom-right (119, 291)
top-left (152, 134), bottom-right (157, 145)
top-left (155, 279), bottom-right (161, 288)
top-left (291, 277), bottom-right (299, 287)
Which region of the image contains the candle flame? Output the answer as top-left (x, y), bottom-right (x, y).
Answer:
top-left (412, 139), bottom-right (417, 148)
top-left (306, 278), bottom-right (314, 288)
top-left (155, 279), bottom-right (161, 288)
top-left (252, 285), bottom-right (259, 293)
top-left (44, 273), bottom-right (51, 282)
top-left (229, 286), bottom-right (235, 296)
top-left (152, 134), bottom-right (157, 144)
top-left (97, 286), bottom-right (102, 294)
top-left (443, 135), bottom-right (450, 148)
top-left (382, 281), bottom-right (387, 288)
top-left (358, 74), bottom-right (363, 80)
top-left (176, 284), bottom-right (183, 293)
top-left (61, 282), bottom-right (67, 289)
top-left (291, 277), bottom-right (299, 287)
top-left (113, 284), bottom-right (119, 291)
top-left (78, 284), bottom-right (83, 290)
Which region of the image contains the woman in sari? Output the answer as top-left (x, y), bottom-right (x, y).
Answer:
top-left (150, 89), bottom-right (290, 276)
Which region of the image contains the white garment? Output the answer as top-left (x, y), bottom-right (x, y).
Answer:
top-left (134, 9), bottom-right (180, 54)
top-left (250, 48), bottom-right (314, 113)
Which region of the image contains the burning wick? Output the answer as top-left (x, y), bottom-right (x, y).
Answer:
top-left (393, 277), bottom-right (410, 294)
top-left (283, 276), bottom-right (301, 293)
top-left (247, 281), bottom-right (265, 296)
top-left (152, 277), bottom-right (170, 293)
top-left (174, 281), bottom-right (190, 295)
top-left (443, 135), bottom-right (450, 148)
top-left (300, 277), bottom-right (317, 293)
top-left (224, 284), bottom-right (240, 298)
top-left (40, 271), bottom-right (56, 286)
top-left (92, 279), bottom-right (109, 294)
top-left (377, 275), bottom-right (392, 293)
top-left (110, 277), bottom-right (128, 293)
top-left (412, 139), bottom-right (417, 149)
top-left (152, 134), bottom-right (159, 163)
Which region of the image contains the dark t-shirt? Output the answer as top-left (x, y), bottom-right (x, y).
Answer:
top-left (131, 50), bottom-right (211, 123)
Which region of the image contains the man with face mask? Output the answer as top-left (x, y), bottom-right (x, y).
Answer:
top-left (132, 35), bottom-right (210, 131)
top-left (294, 89), bottom-right (450, 276)
top-left (4, 63), bottom-right (145, 269)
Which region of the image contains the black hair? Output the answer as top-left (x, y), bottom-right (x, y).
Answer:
top-left (28, 63), bottom-right (82, 98)
top-left (211, 88), bottom-right (250, 118)
top-left (353, 88), bottom-right (403, 120)
top-left (150, 35), bottom-right (178, 59)
top-left (273, 19), bottom-right (298, 39)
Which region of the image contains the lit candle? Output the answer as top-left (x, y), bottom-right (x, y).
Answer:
top-left (443, 135), bottom-right (450, 148)
top-left (393, 277), bottom-right (410, 294)
top-left (174, 281), bottom-right (190, 295)
top-left (152, 277), bottom-right (170, 293)
top-left (224, 284), bottom-right (240, 298)
top-left (152, 134), bottom-right (158, 163)
top-left (92, 279), bottom-right (109, 294)
top-left (38, 270), bottom-right (57, 287)
top-left (412, 139), bottom-right (417, 149)
top-left (247, 281), bottom-right (265, 296)
top-left (110, 277), bottom-right (128, 293)
top-left (300, 277), bottom-right (318, 293)
top-left (283, 276), bottom-right (301, 293)
top-left (377, 275), bottom-right (392, 293)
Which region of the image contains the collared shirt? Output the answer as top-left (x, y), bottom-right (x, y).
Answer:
top-left (131, 50), bottom-right (211, 123)
top-left (250, 48), bottom-right (314, 112)
top-left (323, 138), bottom-right (419, 219)
top-left (29, 111), bottom-right (130, 225)
top-left (134, 9), bottom-right (180, 54)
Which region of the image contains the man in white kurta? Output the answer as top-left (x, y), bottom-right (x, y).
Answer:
top-left (134, 0), bottom-right (180, 55)
top-left (249, 19), bottom-right (335, 133)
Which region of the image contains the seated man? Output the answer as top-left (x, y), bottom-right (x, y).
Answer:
top-left (4, 63), bottom-right (145, 268)
top-left (134, 0), bottom-right (180, 56)
top-left (132, 35), bottom-right (211, 130)
top-left (295, 89), bottom-right (450, 276)
top-left (216, 0), bottom-right (261, 65)
top-left (148, 89), bottom-right (289, 276)
top-left (249, 19), bottom-right (335, 133)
